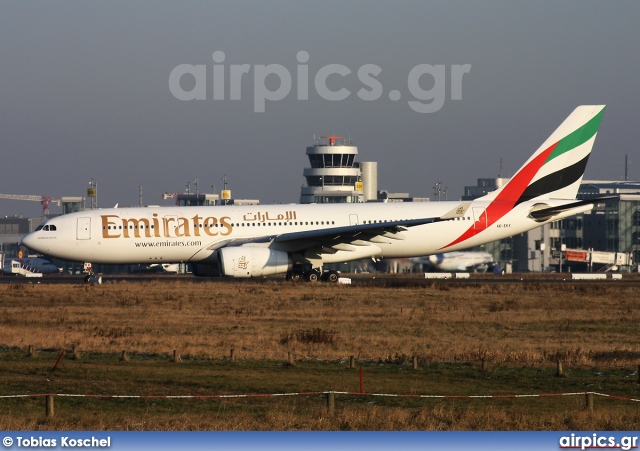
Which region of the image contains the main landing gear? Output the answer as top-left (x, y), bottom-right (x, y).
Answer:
top-left (285, 266), bottom-right (339, 283)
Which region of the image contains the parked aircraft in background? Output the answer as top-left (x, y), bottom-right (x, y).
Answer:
top-left (413, 252), bottom-right (497, 273)
top-left (22, 106), bottom-right (607, 282)
top-left (130, 263), bottom-right (183, 274)
top-left (2, 257), bottom-right (61, 274)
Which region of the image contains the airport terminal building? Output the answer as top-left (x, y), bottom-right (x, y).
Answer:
top-left (462, 178), bottom-right (639, 272)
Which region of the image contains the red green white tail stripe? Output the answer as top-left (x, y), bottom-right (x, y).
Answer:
top-left (442, 105), bottom-right (605, 249)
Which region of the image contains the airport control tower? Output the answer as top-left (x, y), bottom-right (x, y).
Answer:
top-left (300, 136), bottom-right (376, 204)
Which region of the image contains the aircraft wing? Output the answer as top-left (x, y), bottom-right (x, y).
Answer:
top-left (303, 202), bottom-right (467, 253)
top-left (203, 202), bottom-right (469, 256)
top-left (268, 217), bottom-right (440, 253)
top-left (205, 217), bottom-right (442, 254)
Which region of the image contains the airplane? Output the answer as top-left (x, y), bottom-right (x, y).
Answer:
top-left (2, 256), bottom-right (61, 274)
top-left (130, 263), bottom-right (184, 274)
top-left (22, 105), bottom-right (607, 282)
top-left (415, 251), bottom-right (496, 273)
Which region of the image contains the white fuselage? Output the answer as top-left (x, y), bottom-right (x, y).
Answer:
top-left (21, 200), bottom-right (588, 267)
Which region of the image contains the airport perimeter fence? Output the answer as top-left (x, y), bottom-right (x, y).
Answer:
top-left (1, 390), bottom-right (639, 419)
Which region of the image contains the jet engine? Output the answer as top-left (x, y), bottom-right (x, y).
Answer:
top-left (218, 247), bottom-right (292, 278)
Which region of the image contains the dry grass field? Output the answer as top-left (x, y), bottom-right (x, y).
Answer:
top-left (1, 275), bottom-right (639, 430)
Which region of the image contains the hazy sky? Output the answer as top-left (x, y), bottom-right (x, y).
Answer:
top-left (1, 1), bottom-right (639, 217)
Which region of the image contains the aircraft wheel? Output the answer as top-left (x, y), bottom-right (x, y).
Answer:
top-left (304, 270), bottom-right (320, 282)
top-left (322, 271), bottom-right (339, 283)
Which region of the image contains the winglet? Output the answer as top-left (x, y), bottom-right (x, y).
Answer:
top-left (438, 202), bottom-right (471, 221)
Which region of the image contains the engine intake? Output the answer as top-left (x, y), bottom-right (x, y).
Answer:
top-left (218, 247), bottom-right (292, 278)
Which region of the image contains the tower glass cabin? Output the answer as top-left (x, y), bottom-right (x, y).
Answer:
top-left (300, 136), bottom-right (363, 204)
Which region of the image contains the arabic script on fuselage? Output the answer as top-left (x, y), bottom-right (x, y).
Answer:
top-left (241, 211), bottom-right (297, 222)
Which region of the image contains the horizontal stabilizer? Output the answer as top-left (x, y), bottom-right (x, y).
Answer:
top-left (528, 196), bottom-right (616, 222)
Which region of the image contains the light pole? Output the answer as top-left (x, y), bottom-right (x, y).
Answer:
top-left (88, 179), bottom-right (97, 210)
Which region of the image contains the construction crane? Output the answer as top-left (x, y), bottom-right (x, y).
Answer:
top-left (0, 194), bottom-right (61, 216)
top-left (162, 192), bottom-right (180, 205)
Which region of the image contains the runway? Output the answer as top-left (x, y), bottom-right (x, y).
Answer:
top-left (2, 273), bottom-right (639, 286)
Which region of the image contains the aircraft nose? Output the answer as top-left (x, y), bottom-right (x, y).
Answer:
top-left (22, 232), bottom-right (39, 252)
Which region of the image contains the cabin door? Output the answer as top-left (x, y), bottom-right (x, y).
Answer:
top-left (77, 217), bottom-right (91, 240)
top-left (472, 207), bottom-right (487, 231)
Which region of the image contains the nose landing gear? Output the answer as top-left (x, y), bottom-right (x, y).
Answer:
top-left (83, 262), bottom-right (102, 284)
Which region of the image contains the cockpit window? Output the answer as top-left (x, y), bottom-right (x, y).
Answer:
top-left (41, 224), bottom-right (57, 231)
top-left (35, 225), bottom-right (43, 231)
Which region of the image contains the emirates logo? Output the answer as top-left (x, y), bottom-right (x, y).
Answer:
top-left (238, 256), bottom-right (249, 270)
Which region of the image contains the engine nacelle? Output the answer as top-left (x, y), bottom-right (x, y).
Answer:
top-left (218, 247), bottom-right (292, 278)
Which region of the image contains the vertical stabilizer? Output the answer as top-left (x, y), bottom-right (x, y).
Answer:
top-left (479, 105), bottom-right (605, 203)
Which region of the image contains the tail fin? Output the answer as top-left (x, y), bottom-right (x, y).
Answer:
top-left (441, 106), bottom-right (605, 251)
top-left (479, 105), bottom-right (605, 203)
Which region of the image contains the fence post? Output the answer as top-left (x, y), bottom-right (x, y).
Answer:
top-left (72, 345), bottom-right (81, 360)
top-left (27, 345), bottom-right (34, 358)
top-left (230, 348), bottom-right (235, 362)
top-left (326, 392), bottom-right (335, 417)
top-left (173, 350), bottom-right (181, 363)
top-left (412, 355), bottom-right (418, 370)
top-left (120, 350), bottom-right (129, 362)
top-left (585, 393), bottom-right (594, 412)
top-left (556, 360), bottom-right (564, 378)
top-left (349, 355), bottom-right (355, 369)
top-left (287, 351), bottom-right (295, 366)
top-left (46, 395), bottom-right (54, 418)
